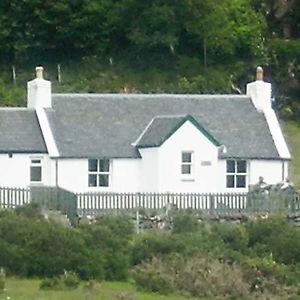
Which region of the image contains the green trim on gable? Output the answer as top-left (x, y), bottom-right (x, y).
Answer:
top-left (161, 115), bottom-right (222, 147)
top-left (137, 115), bottom-right (222, 148)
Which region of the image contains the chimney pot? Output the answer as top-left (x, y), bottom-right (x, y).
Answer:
top-left (36, 66), bottom-right (44, 79)
top-left (256, 66), bottom-right (264, 81)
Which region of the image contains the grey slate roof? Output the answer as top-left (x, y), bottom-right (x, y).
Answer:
top-left (136, 115), bottom-right (187, 148)
top-left (45, 94), bottom-right (280, 159)
top-left (0, 109), bottom-right (46, 153)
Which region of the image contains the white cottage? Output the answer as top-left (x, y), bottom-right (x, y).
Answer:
top-left (0, 67), bottom-right (291, 194)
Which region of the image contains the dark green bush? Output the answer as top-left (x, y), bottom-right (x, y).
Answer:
top-left (213, 223), bottom-right (249, 252)
top-left (130, 230), bottom-right (180, 265)
top-left (80, 214), bottom-right (134, 280)
top-left (40, 271), bottom-right (80, 290)
top-left (172, 210), bottom-right (199, 234)
top-left (40, 277), bottom-right (61, 290)
top-left (0, 212), bottom-right (103, 279)
top-left (246, 217), bottom-right (300, 264)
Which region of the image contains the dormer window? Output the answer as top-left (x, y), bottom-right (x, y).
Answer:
top-left (88, 159), bottom-right (110, 187)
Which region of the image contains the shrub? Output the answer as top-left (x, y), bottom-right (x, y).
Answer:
top-left (130, 230), bottom-right (180, 265)
top-left (213, 223), bottom-right (249, 252)
top-left (80, 215), bottom-right (134, 280)
top-left (40, 277), bottom-right (62, 290)
top-left (132, 254), bottom-right (250, 298)
top-left (62, 271), bottom-right (80, 288)
top-left (172, 210), bottom-right (199, 234)
top-left (0, 268), bottom-right (5, 293)
top-left (246, 217), bottom-right (300, 264)
top-left (40, 271), bottom-right (80, 290)
top-left (0, 212), bottom-right (104, 279)
top-left (132, 257), bottom-right (175, 294)
top-left (176, 256), bottom-right (249, 298)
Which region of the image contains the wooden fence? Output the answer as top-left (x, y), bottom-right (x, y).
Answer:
top-left (76, 191), bottom-right (300, 217)
top-left (0, 186), bottom-right (30, 208)
top-left (0, 186), bottom-right (77, 226)
top-left (1, 186), bottom-right (300, 220)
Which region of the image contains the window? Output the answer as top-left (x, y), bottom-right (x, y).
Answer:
top-left (226, 160), bottom-right (247, 188)
top-left (181, 151), bottom-right (193, 175)
top-left (30, 159), bottom-right (42, 182)
top-left (88, 159), bottom-right (110, 187)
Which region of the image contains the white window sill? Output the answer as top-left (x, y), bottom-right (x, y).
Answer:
top-left (181, 177), bottom-right (195, 182)
top-left (29, 182), bottom-right (44, 186)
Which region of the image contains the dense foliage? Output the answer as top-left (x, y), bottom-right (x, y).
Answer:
top-left (0, 0), bottom-right (298, 118)
top-left (0, 207), bottom-right (300, 298)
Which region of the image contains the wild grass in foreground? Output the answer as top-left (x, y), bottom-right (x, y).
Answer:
top-left (1, 278), bottom-right (196, 300)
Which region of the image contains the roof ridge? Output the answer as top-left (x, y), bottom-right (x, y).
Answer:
top-left (52, 93), bottom-right (249, 99)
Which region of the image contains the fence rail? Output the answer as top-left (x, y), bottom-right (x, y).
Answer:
top-left (76, 191), bottom-right (300, 217)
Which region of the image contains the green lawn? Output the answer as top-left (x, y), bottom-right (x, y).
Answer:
top-left (1, 278), bottom-right (198, 300)
top-left (284, 121), bottom-right (300, 189)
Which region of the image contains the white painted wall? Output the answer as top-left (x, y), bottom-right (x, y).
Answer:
top-left (0, 153), bottom-right (55, 188)
top-left (249, 159), bottom-right (286, 185)
top-left (139, 148), bottom-right (159, 192)
top-left (156, 120), bottom-right (219, 193)
top-left (56, 158), bottom-right (141, 193)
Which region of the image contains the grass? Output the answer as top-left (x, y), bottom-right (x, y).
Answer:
top-left (1, 277), bottom-right (197, 300)
top-left (284, 121), bottom-right (300, 189)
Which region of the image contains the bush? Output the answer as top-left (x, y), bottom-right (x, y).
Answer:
top-left (172, 210), bottom-right (199, 234)
top-left (0, 268), bottom-right (5, 293)
top-left (132, 257), bottom-right (175, 294)
top-left (213, 223), bottom-right (249, 252)
top-left (133, 254), bottom-right (249, 298)
top-left (40, 271), bottom-right (80, 290)
top-left (246, 217), bottom-right (300, 264)
top-left (80, 215), bottom-right (134, 280)
top-left (176, 256), bottom-right (249, 298)
top-left (40, 277), bottom-right (61, 290)
top-left (0, 212), bottom-right (104, 279)
top-left (130, 230), bottom-right (180, 265)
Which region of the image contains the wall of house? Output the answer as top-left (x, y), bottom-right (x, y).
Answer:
top-left (56, 158), bottom-right (141, 193)
top-left (249, 159), bottom-right (286, 185)
top-left (156, 120), bottom-right (219, 193)
top-left (139, 148), bottom-right (159, 192)
top-left (0, 153), bottom-right (54, 188)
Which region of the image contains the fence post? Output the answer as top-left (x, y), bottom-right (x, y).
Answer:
top-left (209, 194), bottom-right (215, 215)
top-left (136, 192), bottom-right (141, 234)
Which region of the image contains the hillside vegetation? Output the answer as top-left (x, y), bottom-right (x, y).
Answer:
top-left (0, 0), bottom-right (299, 118)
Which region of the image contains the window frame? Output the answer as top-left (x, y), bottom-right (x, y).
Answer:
top-left (88, 158), bottom-right (111, 188)
top-left (30, 157), bottom-right (43, 184)
top-left (226, 159), bottom-right (247, 189)
top-left (181, 151), bottom-right (194, 180)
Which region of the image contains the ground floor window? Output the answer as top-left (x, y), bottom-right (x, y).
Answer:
top-left (88, 158), bottom-right (110, 187)
top-left (226, 160), bottom-right (247, 188)
top-left (30, 159), bottom-right (42, 182)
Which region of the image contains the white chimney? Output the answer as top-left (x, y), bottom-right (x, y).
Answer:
top-left (246, 66), bottom-right (272, 112)
top-left (27, 66), bottom-right (51, 108)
